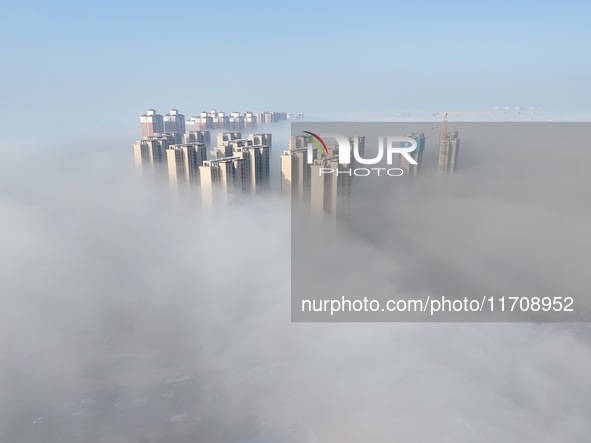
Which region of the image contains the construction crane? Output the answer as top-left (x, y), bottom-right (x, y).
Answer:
top-left (432, 111), bottom-right (497, 143)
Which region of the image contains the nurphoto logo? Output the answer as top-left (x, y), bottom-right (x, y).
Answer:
top-left (302, 131), bottom-right (418, 176)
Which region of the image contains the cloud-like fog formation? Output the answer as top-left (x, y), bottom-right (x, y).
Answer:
top-left (1, 126), bottom-right (590, 442)
top-left (292, 123), bottom-right (591, 322)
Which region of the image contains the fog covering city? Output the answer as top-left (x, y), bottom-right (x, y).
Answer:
top-left (0, 119), bottom-right (590, 442)
top-left (292, 123), bottom-right (591, 322)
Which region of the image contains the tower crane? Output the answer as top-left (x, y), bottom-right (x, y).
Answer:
top-left (432, 111), bottom-right (497, 142)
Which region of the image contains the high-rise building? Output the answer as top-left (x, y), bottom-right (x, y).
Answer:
top-left (216, 131), bottom-right (242, 147)
top-left (166, 143), bottom-right (207, 188)
top-left (211, 133), bottom-right (270, 190)
top-left (133, 134), bottom-right (175, 170)
top-left (438, 130), bottom-right (460, 175)
top-left (228, 112), bottom-right (245, 130)
top-left (280, 136), bottom-right (317, 199)
top-left (198, 111), bottom-right (213, 129)
top-left (245, 111), bottom-right (255, 125)
top-left (288, 135), bottom-right (307, 150)
top-left (163, 109), bottom-right (186, 143)
top-left (183, 130), bottom-right (211, 148)
top-left (248, 133), bottom-right (272, 148)
top-left (274, 112), bottom-right (288, 121)
top-left (400, 132), bottom-right (425, 176)
top-left (211, 134), bottom-right (244, 159)
top-left (199, 156), bottom-right (248, 204)
top-left (199, 130), bottom-right (270, 201)
top-left (185, 116), bottom-right (202, 132)
top-left (281, 135), bottom-right (363, 200)
top-left (234, 144), bottom-right (270, 192)
top-left (140, 109), bottom-right (164, 137)
top-left (348, 136), bottom-right (365, 168)
top-left (310, 157), bottom-right (352, 221)
top-left (188, 110), bottom-right (285, 130)
top-left (257, 112), bottom-right (274, 125)
top-left (282, 135), bottom-right (357, 220)
top-left (200, 157), bottom-right (248, 189)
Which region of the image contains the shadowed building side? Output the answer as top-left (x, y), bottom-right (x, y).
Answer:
top-left (400, 132), bottom-right (425, 176)
top-left (166, 143), bottom-right (207, 188)
top-left (438, 130), bottom-right (460, 175)
top-left (133, 134), bottom-right (175, 170)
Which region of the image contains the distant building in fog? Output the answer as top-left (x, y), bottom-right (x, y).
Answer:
top-left (140, 109), bottom-right (164, 137)
top-left (281, 135), bottom-right (360, 221)
top-left (400, 132), bottom-right (425, 176)
top-left (280, 136), bottom-right (316, 200)
top-left (192, 110), bottom-right (288, 130)
top-left (438, 130), bottom-right (460, 175)
top-left (257, 112), bottom-right (273, 125)
top-left (163, 109), bottom-right (186, 143)
top-left (310, 156), bottom-right (352, 221)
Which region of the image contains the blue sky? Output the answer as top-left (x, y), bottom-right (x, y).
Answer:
top-left (0, 0), bottom-right (589, 138)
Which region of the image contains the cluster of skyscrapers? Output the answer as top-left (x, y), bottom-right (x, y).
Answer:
top-left (200, 132), bottom-right (271, 203)
top-left (135, 109), bottom-right (461, 217)
top-left (140, 109), bottom-right (186, 142)
top-left (279, 129), bottom-right (459, 220)
top-left (140, 108), bottom-right (289, 139)
top-left (188, 110), bottom-right (288, 130)
top-left (134, 109), bottom-right (272, 203)
top-left (280, 136), bottom-right (364, 220)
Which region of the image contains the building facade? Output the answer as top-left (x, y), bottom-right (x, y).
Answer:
top-left (140, 109), bottom-right (164, 137)
top-left (438, 130), bottom-right (460, 175)
top-left (166, 143), bottom-right (207, 188)
top-left (400, 132), bottom-right (425, 176)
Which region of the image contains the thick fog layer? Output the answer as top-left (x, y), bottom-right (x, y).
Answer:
top-left (1, 124), bottom-right (590, 442)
